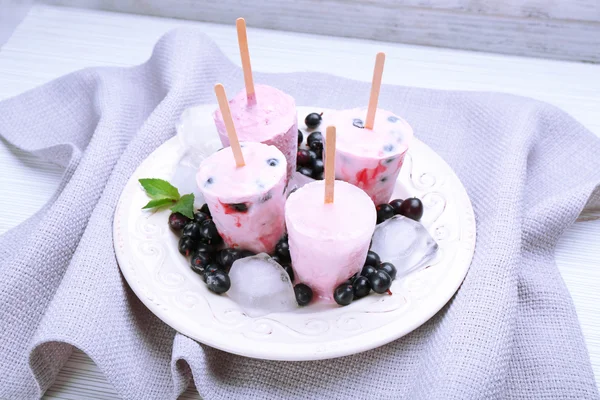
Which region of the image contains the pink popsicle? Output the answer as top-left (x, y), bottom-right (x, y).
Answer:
top-left (213, 84), bottom-right (298, 180)
top-left (197, 142), bottom-right (287, 254)
top-left (285, 180), bottom-right (376, 302)
top-left (326, 108), bottom-right (413, 205)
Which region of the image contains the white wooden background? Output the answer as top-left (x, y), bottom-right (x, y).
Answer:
top-left (0, 0), bottom-right (33, 46)
top-left (41, 0), bottom-right (600, 62)
top-left (0, 5), bottom-right (599, 399)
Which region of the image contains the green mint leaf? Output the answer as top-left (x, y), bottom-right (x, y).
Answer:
top-left (170, 193), bottom-right (195, 219)
top-left (139, 178), bottom-right (180, 201)
top-left (142, 198), bottom-right (176, 210)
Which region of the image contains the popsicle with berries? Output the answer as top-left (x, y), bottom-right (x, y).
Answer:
top-left (326, 53), bottom-right (413, 205)
top-left (285, 127), bottom-right (376, 301)
top-left (213, 18), bottom-right (297, 179)
top-left (198, 84), bottom-right (287, 254)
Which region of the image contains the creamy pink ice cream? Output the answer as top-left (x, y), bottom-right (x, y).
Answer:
top-left (197, 142), bottom-right (287, 254)
top-left (325, 108), bottom-right (413, 205)
top-left (213, 84), bottom-right (298, 180)
top-left (285, 180), bottom-right (376, 302)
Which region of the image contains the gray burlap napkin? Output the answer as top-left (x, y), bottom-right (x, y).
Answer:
top-left (1, 29), bottom-right (599, 400)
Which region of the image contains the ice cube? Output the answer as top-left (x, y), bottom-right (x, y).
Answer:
top-left (227, 253), bottom-right (297, 317)
top-left (171, 163), bottom-right (204, 203)
top-left (370, 215), bottom-right (438, 279)
top-left (176, 105), bottom-right (222, 162)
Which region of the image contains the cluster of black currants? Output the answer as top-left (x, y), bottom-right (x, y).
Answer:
top-left (171, 204), bottom-right (220, 256)
top-left (333, 251), bottom-right (397, 306)
top-left (168, 205), bottom-right (249, 294)
top-left (376, 197), bottom-right (424, 224)
top-left (271, 235), bottom-right (314, 307)
top-left (296, 112), bottom-right (325, 180)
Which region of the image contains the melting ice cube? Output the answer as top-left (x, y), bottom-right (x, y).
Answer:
top-left (172, 105), bottom-right (223, 207)
top-left (370, 215), bottom-right (438, 279)
top-left (171, 163), bottom-right (204, 204)
top-left (176, 105), bottom-right (223, 162)
top-left (227, 253), bottom-right (297, 317)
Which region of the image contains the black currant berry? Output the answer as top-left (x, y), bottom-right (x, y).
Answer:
top-left (199, 204), bottom-right (211, 218)
top-left (178, 236), bottom-right (196, 257)
top-left (199, 219), bottom-right (222, 245)
top-left (283, 265), bottom-right (295, 282)
top-left (389, 198), bottom-right (404, 215)
top-left (202, 264), bottom-right (222, 282)
top-left (298, 167), bottom-right (313, 178)
top-left (297, 149), bottom-right (312, 167)
top-left (275, 239), bottom-right (291, 262)
top-left (206, 269), bottom-right (230, 294)
top-left (376, 204), bottom-right (395, 224)
top-left (169, 212), bottom-right (190, 232)
top-left (193, 211), bottom-right (210, 225)
top-left (190, 251), bottom-right (212, 275)
top-left (307, 131), bottom-right (323, 147)
top-left (312, 158), bottom-right (324, 175)
top-left (333, 282), bottom-right (354, 306)
top-left (294, 283), bottom-right (313, 306)
top-left (218, 248), bottom-right (243, 271)
top-left (361, 264), bottom-right (377, 278)
top-left (364, 251), bottom-right (381, 267)
top-left (353, 276), bottom-right (371, 299)
top-left (378, 262), bottom-right (397, 281)
top-left (398, 198), bottom-right (424, 221)
top-left (305, 113), bottom-right (322, 129)
top-left (369, 270), bottom-right (392, 294)
top-left (182, 222), bottom-right (201, 240)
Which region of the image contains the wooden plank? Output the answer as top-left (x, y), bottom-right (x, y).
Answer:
top-left (349, 0), bottom-right (600, 23)
top-left (41, 0), bottom-right (600, 62)
top-left (40, 0), bottom-right (600, 23)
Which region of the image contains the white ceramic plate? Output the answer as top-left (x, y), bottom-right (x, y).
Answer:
top-left (113, 105), bottom-right (476, 361)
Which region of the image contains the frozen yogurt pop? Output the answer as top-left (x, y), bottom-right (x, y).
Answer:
top-left (213, 84), bottom-right (298, 179)
top-left (286, 180), bottom-right (376, 301)
top-left (285, 127), bottom-right (376, 301)
top-left (326, 107), bottom-right (413, 205)
top-left (325, 52), bottom-right (413, 205)
top-left (213, 19), bottom-right (298, 179)
top-left (197, 141), bottom-right (287, 254)
top-left (199, 84), bottom-right (287, 254)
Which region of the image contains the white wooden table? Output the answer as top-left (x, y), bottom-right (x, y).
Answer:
top-left (1, 5), bottom-right (599, 399)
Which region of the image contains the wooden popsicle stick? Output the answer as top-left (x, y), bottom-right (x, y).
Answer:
top-left (365, 52), bottom-right (386, 130)
top-left (324, 126), bottom-right (336, 204)
top-left (214, 83), bottom-right (245, 167)
top-left (236, 18), bottom-right (256, 104)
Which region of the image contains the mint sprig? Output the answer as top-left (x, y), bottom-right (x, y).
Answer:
top-left (142, 198), bottom-right (177, 210)
top-left (138, 178), bottom-right (195, 219)
top-left (170, 193), bottom-right (195, 217)
top-left (139, 178), bottom-right (180, 201)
